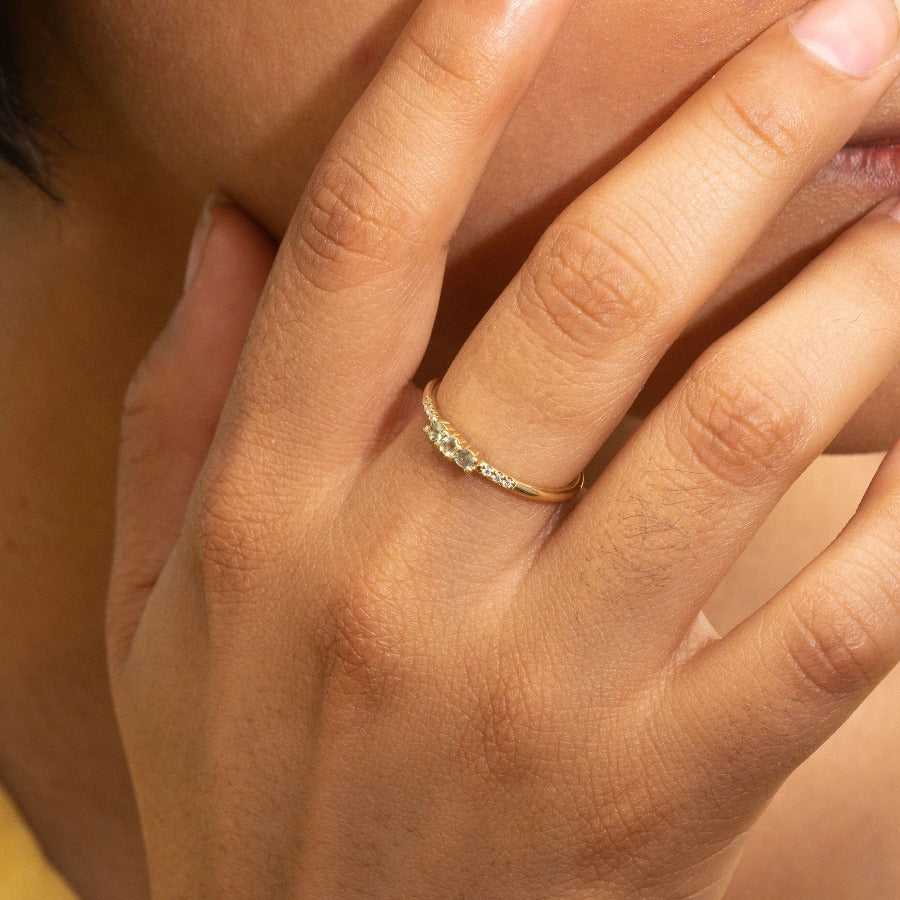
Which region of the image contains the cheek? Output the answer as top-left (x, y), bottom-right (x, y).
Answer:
top-left (61, 0), bottom-right (893, 447)
top-left (443, 0), bottom-right (895, 451)
top-left (64, 0), bottom-right (802, 240)
top-left (452, 0), bottom-right (805, 258)
top-left (61, 0), bottom-right (417, 231)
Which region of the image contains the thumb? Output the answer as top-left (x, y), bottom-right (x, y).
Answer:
top-left (107, 195), bottom-right (276, 663)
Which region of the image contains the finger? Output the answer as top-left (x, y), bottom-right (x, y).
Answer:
top-left (431, 0), bottom-right (899, 515)
top-left (534, 197), bottom-right (900, 668)
top-left (226, 0), bottom-right (575, 478)
top-left (108, 197), bottom-right (275, 666)
top-left (667, 436), bottom-right (900, 823)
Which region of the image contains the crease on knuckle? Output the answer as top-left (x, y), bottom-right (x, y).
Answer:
top-left (313, 582), bottom-right (411, 719)
top-left (400, 26), bottom-right (498, 98)
top-left (676, 360), bottom-right (808, 489)
top-left (517, 221), bottom-right (662, 361)
top-left (190, 441), bottom-right (277, 603)
top-left (459, 652), bottom-right (550, 787)
top-left (292, 149), bottom-right (413, 279)
top-left (704, 84), bottom-right (809, 177)
top-left (781, 584), bottom-right (892, 699)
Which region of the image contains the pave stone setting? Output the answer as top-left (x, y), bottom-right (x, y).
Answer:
top-left (422, 395), bottom-right (516, 489)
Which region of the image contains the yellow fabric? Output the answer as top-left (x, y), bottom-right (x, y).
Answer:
top-left (0, 783), bottom-right (77, 899)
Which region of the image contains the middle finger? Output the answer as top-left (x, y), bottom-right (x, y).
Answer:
top-left (429, 0), bottom-right (899, 525)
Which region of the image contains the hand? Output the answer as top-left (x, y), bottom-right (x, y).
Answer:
top-left (108, 0), bottom-right (900, 896)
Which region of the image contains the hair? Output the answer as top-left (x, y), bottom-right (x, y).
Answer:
top-left (0, 10), bottom-right (58, 200)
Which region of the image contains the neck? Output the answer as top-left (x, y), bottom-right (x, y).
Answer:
top-left (0, 12), bottom-right (204, 894)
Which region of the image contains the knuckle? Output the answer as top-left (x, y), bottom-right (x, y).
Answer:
top-left (782, 584), bottom-right (893, 698)
top-left (704, 84), bottom-right (810, 175)
top-left (676, 357), bottom-right (809, 488)
top-left (310, 507), bottom-right (438, 718)
top-left (458, 649), bottom-right (552, 786)
top-left (400, 26), bottom-right (499, 97)
top-left (312, 584), bottom-right (412, 719)
top-left (569, 700), bottom-right (688, 882)
top-left (189, 438), bottom-right (280, 602)
top-left (517, 221), bottom-right (662, 361)
top-left (292, 148), bottom-right (413, 280)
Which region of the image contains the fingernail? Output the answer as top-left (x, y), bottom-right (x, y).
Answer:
top-left (183, 193), bottom-right (226, 293)
top-left (791, 0), bottom-right (899, 77)
top-left (888, 196), bottom-right (900, 220)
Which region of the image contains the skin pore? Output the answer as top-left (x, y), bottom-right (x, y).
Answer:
top-left (0, 0), bottom-right (897, 897)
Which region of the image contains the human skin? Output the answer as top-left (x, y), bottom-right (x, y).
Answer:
top-left (33, 0), bottom-right (900, 450)
top-left (0, 0), bottom-right (899, 897)
top-left (108, 0), bottom-right (900, 896)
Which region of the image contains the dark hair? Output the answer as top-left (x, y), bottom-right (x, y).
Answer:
top-left (0, 11), bottom-right (59, 200)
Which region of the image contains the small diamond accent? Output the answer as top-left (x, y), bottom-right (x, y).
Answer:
top-left (475, 462), bottom-right (514, 489)
top-left (423, 398), bottom-right (440, 422)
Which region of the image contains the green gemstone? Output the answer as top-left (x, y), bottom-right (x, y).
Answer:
top-left (439, 435), bottom-right (460, 457)
top-left (454, 449), bottom-right (477, 472)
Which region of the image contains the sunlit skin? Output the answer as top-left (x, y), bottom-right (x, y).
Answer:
top-left (1, 0), bottom-right (898, 896)
top-left (34, 0), bottom-right (900, 447)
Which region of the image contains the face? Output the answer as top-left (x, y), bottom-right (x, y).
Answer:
top-left (49, 0), bottom-right (900, 451)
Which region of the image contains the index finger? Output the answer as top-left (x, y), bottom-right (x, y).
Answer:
top-left (222, 0), bottom-right (575, 481)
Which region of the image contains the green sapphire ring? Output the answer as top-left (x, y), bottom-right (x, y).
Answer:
top-left (422, 378), bottom-right (585, 504)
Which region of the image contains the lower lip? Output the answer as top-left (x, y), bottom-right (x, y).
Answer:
top-left (824, 143), bottom-right (900, 192)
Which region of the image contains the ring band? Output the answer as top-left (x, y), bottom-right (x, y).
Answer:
top-left (421, 378), bottom-right (585, 504)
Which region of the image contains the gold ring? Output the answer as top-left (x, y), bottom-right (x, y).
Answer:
top-left (421, 378), bottom-right (585, 504)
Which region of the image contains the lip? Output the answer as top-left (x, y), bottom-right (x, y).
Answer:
top-left (825, 139), bottom-right (900, 192)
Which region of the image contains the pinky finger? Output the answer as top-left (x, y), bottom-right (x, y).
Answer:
top-left (673, 440), bottom-right (900, 812)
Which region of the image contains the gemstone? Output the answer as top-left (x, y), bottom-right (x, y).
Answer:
top-left (454, 448), bottom-right (477, 472)
top-left (439, 435), bottom-right (461, 457)
top-left (424, 422), bottom-right (445, 442)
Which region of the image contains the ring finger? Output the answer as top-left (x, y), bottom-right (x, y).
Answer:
top-left (424, 0), bottom-right (899, 541)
